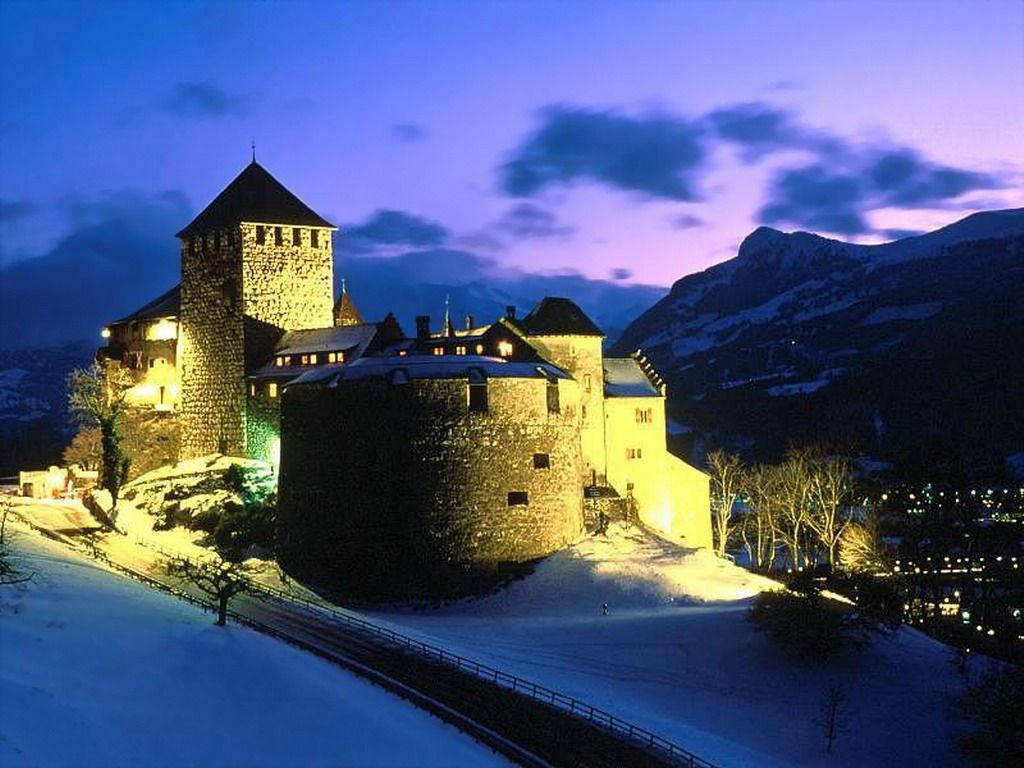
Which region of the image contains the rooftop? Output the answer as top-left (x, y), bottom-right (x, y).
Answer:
top-left (176, 161), bottom-right (334, 238)
top-left (112, 284), bottom-right (180, 325)
top-left (520, 297), bottom-right (603, 337)
top-left (288, 355), bottom-right (571, 387)
top-left (603, 357), bottom-right (662, 398)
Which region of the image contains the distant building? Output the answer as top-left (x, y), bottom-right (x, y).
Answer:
top-left (99, 161), bottom-right (711, 596)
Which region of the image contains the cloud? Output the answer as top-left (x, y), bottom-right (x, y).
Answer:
top-left (0, 191), bottom-right (189, 349)
top-left (671, 213), bottom-right (705, 230)
top-left (162, 81), bottom-right (246, 117)
top-left (867, 149), bottom-right (996, 207)
top-left (391, 122), bottom-right (427, 142)
top-left (609, 268), bottom-right (633, 280)
top-left (0, 199), bottom-right (37, 223)
top-left (494, 203), bottom-right (575, 239)
top-left (758, 165), bottom-right (867, 235)
top-left (339, 209), bottom-right (448, 253)
top-left (501, 105), bottom-right (706, 201)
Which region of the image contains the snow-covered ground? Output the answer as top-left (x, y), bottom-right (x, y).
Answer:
top-left (0, 532), bottom-right (510, 768)
top-left (362, 524), bottom-right (966, 767)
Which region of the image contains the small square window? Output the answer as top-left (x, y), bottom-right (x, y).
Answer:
top-left (301, 354), bottom-right (309, 365)
top-left (455, 345), bottom-right (467, 355)
top-left (475, 344), bottom-right (484, 354)
top-left (268, 382), bottom-right (278, 398)
top-left (507, 491), bottom-right (529, 506)
top-left (328, 352), bottom-right (336, 363)
top-left (533, 453), bottom-right (550, 470)
top-left (498, 341), bottom-right (513, 357)
top-left (275, 357), bottom-right (284, 367)
top-left (433, 347), bottom-right (444, 356)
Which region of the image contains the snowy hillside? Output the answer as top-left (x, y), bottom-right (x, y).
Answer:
top-left (612, 208), bottom-right (1024, 480)
top-left (366, 523), bottom-right (968, 767)
top-left (0, 532), bottom-right (509, 767)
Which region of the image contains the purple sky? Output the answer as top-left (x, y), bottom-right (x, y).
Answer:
top-left (1, 0), bottom-right (1022, 288)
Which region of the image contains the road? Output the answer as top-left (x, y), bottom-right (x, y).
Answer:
top-left (7, 498), bottom-right (708, 768)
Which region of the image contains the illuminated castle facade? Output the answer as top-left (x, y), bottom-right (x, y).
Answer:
top-left (100, 161), bottom-right (710, 595)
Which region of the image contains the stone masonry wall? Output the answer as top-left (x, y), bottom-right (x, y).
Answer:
top-left (179, 223), bottom-right (333, 459)
top-left (278, 374), bottom-right (584, 600)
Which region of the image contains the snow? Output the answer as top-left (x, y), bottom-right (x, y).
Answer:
top-left (859, 302), bottom-right (943, 326)
top-left (0, 531), bottom-right (510, 768)
top-left (765, 378), bottom-right (830, 397)
top-left (359, 524), bottom-right (966, 767)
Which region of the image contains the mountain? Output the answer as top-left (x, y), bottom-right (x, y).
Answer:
top-left (0, 341), bottom-right (95, 479)
top-left (611, 209), bottom-right (1024, 482)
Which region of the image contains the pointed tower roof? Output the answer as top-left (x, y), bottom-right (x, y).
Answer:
top-left (520, 297), bottom-right (603, 337)
top-left (333, 281), bottom-right (364, 327)
top-left (176, 161), bottom-right (335, 238)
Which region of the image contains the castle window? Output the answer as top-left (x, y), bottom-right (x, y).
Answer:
top-left (275, 357), bottom-right (284, 367)
top-left (275, 226), bottom-right (283, 246)
top-left (546, 381), bottom-right (560, 414)
top-left (293, 227), bottom-right (301, 245)
top-left (256, 226), bottom-right (266, 245)
top-left (498, 341), bottom-right (513, 357)
top-left (507, 491), bottom-right (529, 506)
top-left (249, 383), bottom-right (256, 396)
top-left (468, 382), bottom-right (488, 412)
top-left (584, 373), bottom-right (592, 393)
top-left (433, 346), bottom-right (444, 356)
top-left (475, 344), bottom-right (484, 354)
top-left (626, 448), bottom-right (643, 460)
top-left (328, 352), bottom-right (336, 363)
top-left (533, 453), bottom-right (550, 470)
top-left (309, 353), bottom-right (318, 365)
top-left (455, 345), bottom-right (467, 356)
top-left (310, 229), bottom-right (319, 248)
top-left (301, 354), bottom-right (309, 365)
top-left (268, 382), bottom-right (278, 398)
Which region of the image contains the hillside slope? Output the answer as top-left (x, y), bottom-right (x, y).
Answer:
top-left (612, 209), bottom-right (1024, 480)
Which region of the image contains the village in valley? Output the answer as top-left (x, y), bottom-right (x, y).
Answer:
top-left (2, 3), bottom-right (1022, 767)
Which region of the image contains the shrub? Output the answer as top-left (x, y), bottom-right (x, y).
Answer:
top-left (213, 499), bottom-right (277, 559)
top-left (749, 591), bottom-right (845, 661)
top-left (189, 508), bottom-right (221, 534)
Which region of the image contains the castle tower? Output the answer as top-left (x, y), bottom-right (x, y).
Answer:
top-left (518, 298), bottom-right (608, 483)
top-left (177, 160), bottom-right (336, 458)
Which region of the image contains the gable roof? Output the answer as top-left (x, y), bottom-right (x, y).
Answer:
top-left (112, 284), bottom-right (180, 325)
top-left (274, 324), bottom-right (380, 358)
top-left (176, 161), bottom-right (334, 238)
top-left (520, 297), bottom-right (603, 337)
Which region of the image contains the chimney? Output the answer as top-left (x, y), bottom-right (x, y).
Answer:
top-left (464, 313), bottom-right (474, 331)
top-left (506, 305), bottom-right (516, 321)
top-left (416, 315), bottom-right (431, 340)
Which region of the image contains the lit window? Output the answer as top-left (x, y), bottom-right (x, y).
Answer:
top-left (268, 382), bottom-right (278, 398)
top-left (275, 357), bottom-right (284, 367)
top-left (533, 453), bottom-right (550, 470)
top-left (498, 341), bottom-right (513, 357)
top-left (249, 383), bottom-right (256, 396)
top-left (328, 352), bottom-right (336, 363)
top-left (398, 350), bottom-right (408, 356)
top-left (310, 229), bottom-right (319, 248)
top-left (455, 345), bottom-right (467, 355)
top-left (475, 344), bottom-right (484, 354)
top-left (309, 353), bottom-right (318, 365)
top-left (301, 355), bottom-right (309, 365)
top-left (337, 351), bottom-right (345, 362)
top-left (433, 347), bottom-right (444, 356)
top-left (507, 491), bottom-right (529, 506)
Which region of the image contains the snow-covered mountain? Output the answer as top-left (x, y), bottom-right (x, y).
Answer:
top-left (612, 209), bottom-right (1024, 481)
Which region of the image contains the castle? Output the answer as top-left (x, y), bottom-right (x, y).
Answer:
top-left (100, 160), bottom-right (711, 596)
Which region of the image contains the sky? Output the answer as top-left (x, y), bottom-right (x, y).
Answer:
top-left (1, 0), bottom-right (1022, 345)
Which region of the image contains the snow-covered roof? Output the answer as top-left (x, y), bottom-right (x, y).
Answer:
top-left (274, 324), bottom-right (379, 357)
top-left (287, 355), bottom-right (570, 388)
top-left (603, 357), bottom-right (661, 398)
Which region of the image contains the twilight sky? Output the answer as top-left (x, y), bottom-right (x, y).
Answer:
top-left (1, 0), bottom-right (1022, 344)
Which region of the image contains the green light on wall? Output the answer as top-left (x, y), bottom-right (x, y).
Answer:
top-left (269, 435), bottom-right (281, 472)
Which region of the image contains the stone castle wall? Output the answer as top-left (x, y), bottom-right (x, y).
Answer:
top-left (179, 223), bottom-right (333, 459)
top-left (278, 374), bottom-right (584, 600)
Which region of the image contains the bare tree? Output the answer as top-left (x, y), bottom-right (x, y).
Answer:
top-left (839, 512), bottom-right (886, 573)
top-left (778, 448), bottom-right (815, 570)
top-left (815, 682), bottom-right (847, 754)
top-left (63, 427), bottom-right (103, 471)
top-left (67, 362), bottom-right (134, 508)
top-left (166, 555), bottom-right (252, 626)
top-left (0, 499), bottom-right (33, 586)
top-left (707, 450), bottom-right (744, 558)
top-left (807, 455), bottom-right (855, 568)
top-left (739, 464), bottom-right (781, 571)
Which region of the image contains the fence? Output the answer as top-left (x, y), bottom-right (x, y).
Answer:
top-left (129, 535), bottom-right (716, 768)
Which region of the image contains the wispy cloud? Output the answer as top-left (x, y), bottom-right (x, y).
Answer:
top-left (162, 81), bottom-right (247, 118)
top-left (390, 122), bottom-right (427, 143)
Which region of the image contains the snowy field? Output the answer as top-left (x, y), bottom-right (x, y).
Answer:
top-left (0, 532), bottom-right (509, 768)
top-left (363, 524), bottom-right (967, 767)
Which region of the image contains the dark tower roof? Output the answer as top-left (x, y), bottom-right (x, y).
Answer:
top-left (520, 297), bottom-right (603, 337)
top-left (333, 283), bottom-right (364, 327)
top-left (175, 161), bottom-right (335, 238)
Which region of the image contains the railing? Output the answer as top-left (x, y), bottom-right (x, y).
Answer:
top-left (130, 535), bottom-right (716, 768)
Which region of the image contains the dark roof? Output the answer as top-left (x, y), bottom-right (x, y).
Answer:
top-left (520, 297), bottom-right (603, 337)
top-left (333, 290), bottom-right (363, 326)
top-left (288, 355), bottom-right (571, 388)
top-left (176, 161), bottom-right (334, 238)
top-left (112, 284), bottom-right (180, 325)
